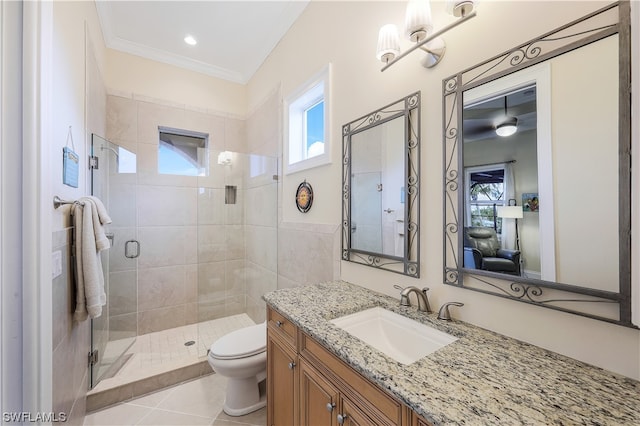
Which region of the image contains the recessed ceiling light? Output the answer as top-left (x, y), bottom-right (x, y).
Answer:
top-left (184, 35), bottom-right (197, 46)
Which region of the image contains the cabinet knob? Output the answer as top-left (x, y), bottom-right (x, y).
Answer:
top-left (275, 320), bottom-right (283, 327)
top-left (326, 402), bottom-right (335, 412)
top-left (288, 361), bottom-right (296, 370)
top-left (337, 414), bottom-right (348, 424)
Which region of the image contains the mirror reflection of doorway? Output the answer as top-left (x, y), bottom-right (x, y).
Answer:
top-left (463, 84), bottom-right (540, 279)
top-left (351, 172), bottom-right (383, 253)
top-left (349, 114), bottom-right (405, 258)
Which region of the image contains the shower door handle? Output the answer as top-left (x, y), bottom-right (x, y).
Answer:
top-left (125, 240), bottom-right (140, 259)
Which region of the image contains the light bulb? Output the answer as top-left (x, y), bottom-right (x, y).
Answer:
top-left (376, 24), bottom-right (400, 63)
top-left (405, 0), bottom-right (433, 42)
top-left (495, 117), bottom-right (518, 137)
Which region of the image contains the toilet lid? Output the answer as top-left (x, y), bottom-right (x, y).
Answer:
top-left (209, 322), bottom-right (266, 359)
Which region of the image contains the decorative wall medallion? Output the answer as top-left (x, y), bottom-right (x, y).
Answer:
top-left (295, 180), bottom-right (313, 213)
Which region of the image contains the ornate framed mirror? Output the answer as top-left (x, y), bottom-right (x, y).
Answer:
top-left (443, 2), bottom-right (634, 326)
top-left (343, 92), bottom-right (420, 277)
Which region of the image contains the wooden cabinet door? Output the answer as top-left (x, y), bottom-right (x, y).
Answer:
top-left (339, 397), bottom-right (379, 426)
top-left (267, 333), bottom-right (297, 426)
top-left (299, 358), bottom-right (339, 426)
top-left (411, 412), bottom-right (435, 426)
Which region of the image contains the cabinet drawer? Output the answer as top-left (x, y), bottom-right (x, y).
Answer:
top-left (267, 306), bottom-right (297, 348)
top-left (300, 332), bottom-right (402, 426)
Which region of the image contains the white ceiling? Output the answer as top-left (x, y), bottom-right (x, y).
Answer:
top-left (96, 1), bottom-right (309, 84)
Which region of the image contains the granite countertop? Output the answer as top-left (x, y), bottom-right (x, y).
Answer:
top-left (263, 281), bottom-right (640, 425)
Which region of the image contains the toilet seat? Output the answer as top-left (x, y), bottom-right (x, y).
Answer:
top-left (209, 323), bottom-right (266, 360)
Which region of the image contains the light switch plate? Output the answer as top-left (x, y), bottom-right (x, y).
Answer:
top-left (52, 250), bottom-right (62, 279)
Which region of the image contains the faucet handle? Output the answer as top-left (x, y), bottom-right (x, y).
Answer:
top-left (394, 285), bottom-right (411, 306)
top-left (437, 302), bottom-right (464, 321)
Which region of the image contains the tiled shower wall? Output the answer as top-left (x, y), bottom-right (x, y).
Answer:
top-left (244, 90), bottom-right (280, 322)
top-left (106, 92), bottom-right (278, 332)
top-left (106, 86), bottom-right (339, 333)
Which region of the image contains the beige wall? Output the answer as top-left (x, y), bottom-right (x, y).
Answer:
top-left (247, 0), bottom-right (640, 380)
top-left (105, 49), bottom-right (247, 117)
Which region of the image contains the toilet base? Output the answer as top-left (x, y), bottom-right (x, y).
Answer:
top-left (223, 396), bottom-right (266, 417)
top-left (222, 377), bottom-right (266, 417)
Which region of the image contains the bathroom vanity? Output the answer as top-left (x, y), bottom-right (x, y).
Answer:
top-left (264, 281), bottom-right (640, 425)
top-left (267, 306), bottom-right (415, 425)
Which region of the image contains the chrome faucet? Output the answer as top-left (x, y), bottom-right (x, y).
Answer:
top-left (394, 285), bottom-right (432, 313)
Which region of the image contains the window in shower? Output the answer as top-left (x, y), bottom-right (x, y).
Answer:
top-left (118, 146), bottom-right (137, 173)
top-left (158, 127), bottom-right (209, 176)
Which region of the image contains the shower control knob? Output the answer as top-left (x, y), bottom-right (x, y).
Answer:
top-left (288, 361), bottom-right (296, 370)
top-left (326, 402), bottom-right (335, 412)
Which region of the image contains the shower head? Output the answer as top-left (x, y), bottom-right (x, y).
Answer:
top-left (100, 145), bottom-right (120, 160)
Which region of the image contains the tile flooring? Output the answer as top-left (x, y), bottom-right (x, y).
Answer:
top-left (84, 373), bottom-right (265, 425)
top-left (93, 314), bottom-right (256, 393)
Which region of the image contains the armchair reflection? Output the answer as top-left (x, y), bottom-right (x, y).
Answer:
top-left (463, 227), bottom-right (521, 276)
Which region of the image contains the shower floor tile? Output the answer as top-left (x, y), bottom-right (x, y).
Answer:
top-left (91, 314), bottom-right (256, 393)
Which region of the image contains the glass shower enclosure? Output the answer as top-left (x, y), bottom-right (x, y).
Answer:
top-left (87, 131), bottom-right (279, 389)
top-left (89, 134), bottom-right (138, 388)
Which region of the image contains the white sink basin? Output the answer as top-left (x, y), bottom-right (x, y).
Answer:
top-left (330, 307), bottom-right (458, 365)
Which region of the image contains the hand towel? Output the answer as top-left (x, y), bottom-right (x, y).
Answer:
top-left (73, 196), bottom-right (112, 322)
top-left (86, 196), bottom-right (112, 251)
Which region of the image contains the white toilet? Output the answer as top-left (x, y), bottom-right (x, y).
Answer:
top-left (207, 322), bottom-right (267, 416)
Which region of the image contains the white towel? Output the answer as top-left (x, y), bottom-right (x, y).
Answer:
top-left (73, 196), bottom-right (112, 322)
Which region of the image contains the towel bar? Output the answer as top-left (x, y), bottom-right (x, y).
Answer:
top-left (53, 195), bottom-right (84, 209)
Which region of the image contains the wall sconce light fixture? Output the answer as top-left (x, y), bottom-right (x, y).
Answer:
top-left (217, 151), bottom-right (232, 165)
top-left (377, 0), bottom-right (477, 71)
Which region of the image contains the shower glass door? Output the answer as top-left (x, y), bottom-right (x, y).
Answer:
top-left (196, 151), bottom-right (279, 356)
top-left (89, 134), bottom-right (138, 388)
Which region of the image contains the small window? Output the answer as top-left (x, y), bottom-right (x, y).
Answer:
top-left (305, 100), bottom-right (325, 158)
top-left (465, 166), bottom-right (506, 233)
top-left (158, 127), bottom-right (208, 176)
top-left (284, 64), bottom-right (331, 174)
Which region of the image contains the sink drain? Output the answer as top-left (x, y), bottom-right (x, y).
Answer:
top-left (184, 340), bottom-right (196, 346)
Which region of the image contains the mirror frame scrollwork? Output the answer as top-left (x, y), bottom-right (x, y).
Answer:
top-left (443, 1), bottom-right (635, 327)
top-left (343, 92), bottom-right (421, 277)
